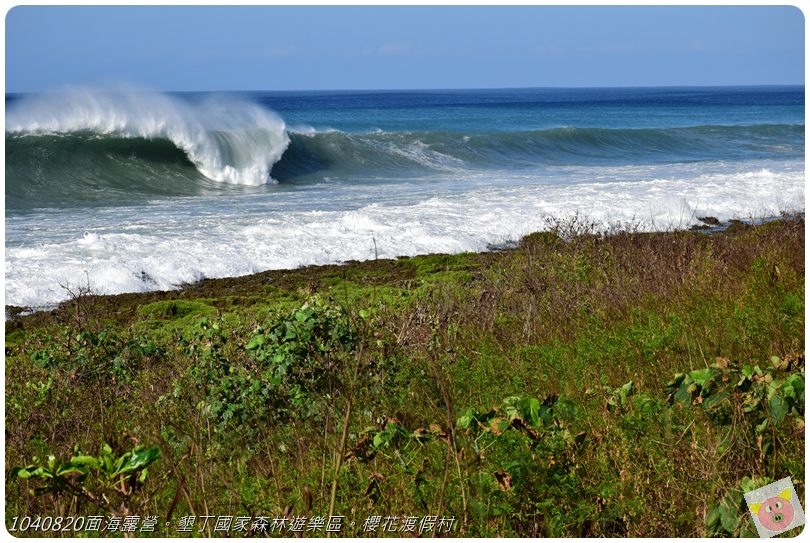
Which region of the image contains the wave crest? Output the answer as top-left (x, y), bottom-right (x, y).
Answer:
top-left (6, 86), bottom-right (289, 185)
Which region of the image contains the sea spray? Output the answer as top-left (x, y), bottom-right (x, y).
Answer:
top-left (6, 86), bottom-right (289, 185)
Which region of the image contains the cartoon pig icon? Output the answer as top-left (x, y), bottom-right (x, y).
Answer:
top-left (750, 488), bottom-right (795, 532)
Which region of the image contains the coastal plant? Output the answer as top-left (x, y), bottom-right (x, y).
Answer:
top-left (11, 443), bottom-right (160, 518)
top-left (665, 354), bottom-right (804, 462)
top-left (456, 394), bottom-right (590, 536)
top-left (245, 296), bottom-right (358, 419)
top-left (181, 298), bottom-right (361, 436)
top-left (27, 325), bottom-right (161, 385)
top-left (56, 276), bottom-right (103, 332)
top-left (705, 476), bottom-right (771, 537)
top-left (182, 316), bottom-right (278, 435)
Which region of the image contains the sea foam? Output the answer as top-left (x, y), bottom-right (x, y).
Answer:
top-left (5, 86), bottom-right (289, 185)
top-left (5, 160), bottom-right (804, 310)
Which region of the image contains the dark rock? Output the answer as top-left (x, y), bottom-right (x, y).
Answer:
top-left (5, 305), bottom-right (27, 319)
top-left (697, 216), bottom-right (721, 225)
top-left (725, 219), bottom-right (749, 234)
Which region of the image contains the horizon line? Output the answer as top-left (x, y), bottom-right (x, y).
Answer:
top-left (5, 83), bottom-right (806, 95)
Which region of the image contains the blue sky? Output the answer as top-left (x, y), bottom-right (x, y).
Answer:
top-left (5, 5), bottom-right (805, 92)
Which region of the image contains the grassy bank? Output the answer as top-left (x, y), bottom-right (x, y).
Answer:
top-left (5, 215), bottom-right (805, 537)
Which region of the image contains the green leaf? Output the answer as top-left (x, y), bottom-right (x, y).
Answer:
top-left (358, 309), bottom-right (370, 320)
top-left (114, 452), bottom-right (131, 475)
top-left (765, 379), bottom-right (781, 400)
top-left (502, 396), bottom-right (521, 421)
top-left (739, 477), bottom-right (756, 493)
top-left (69, 455), bottom-right (100, 470)
top-left (742, 476), bottom-right (773, 494)
top-left (742, 390), bottom-right (762, 413)
top-left (705, 505), bottom-right (722, 534)
top-left (783, 374), bottom-right (804, 405)
top-left (246, 335), bottom-right (266, 350)
top-left (373, 432), bottom-right (386, 448)
top-left (670, 375), bottom-right (695, 405)
top-left (11, 466), bottom-right (44, 479)
top-left (702, 390), bottom-right (730, 410)
top-left (56, 462), bottom-right (88, 477)
top-left (767, 395), bottom-right (787, 426)
top-left (457, 408), bottom-right (477, 430)
top-left (689, 368), bottom-right (713, 387)
top-left (112, 447), bottom-right (160, 477)
top-left (522, 397), bottom-right (542, 427)
top-left (99, 445), bottom-right (115, 473)
top-left (770, 356), bottom-right (790, 371)
top-left (607, 382), bottom-right (634, 411)
top-left (11, 467), bottom-right (30, 479)
top-left (739, 476), bottom-right (775, 494)
top-left (718, 502), bottom-right (738, 534)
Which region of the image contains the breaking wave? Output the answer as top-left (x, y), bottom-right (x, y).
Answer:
top-left (6, 86), bottom-right (289, 186)
top-left (5, 87), bottom-right (803, 209)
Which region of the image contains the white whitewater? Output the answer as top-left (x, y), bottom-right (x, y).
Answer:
top-left (5, 86), bottom-right (290, 185)
top-left (5, 160), bottom-right (804, 309)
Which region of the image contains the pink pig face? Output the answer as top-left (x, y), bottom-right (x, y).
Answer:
top-left (757, 495), bottom-right (795, 532)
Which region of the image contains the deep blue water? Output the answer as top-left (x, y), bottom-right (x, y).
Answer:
top-left (251, 86), bottom-right (804, 132)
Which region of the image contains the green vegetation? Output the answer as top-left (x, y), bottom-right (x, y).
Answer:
top-left (11, 443), bottom-right (159, 519)
top-left (5, 215), bottom-right (804, 536)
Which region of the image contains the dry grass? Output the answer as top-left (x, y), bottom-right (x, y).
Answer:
top-left (5, 214), bottom-right (804, 537)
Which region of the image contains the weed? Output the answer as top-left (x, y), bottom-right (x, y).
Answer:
top-left (5, 215), bottom-right (804, 536)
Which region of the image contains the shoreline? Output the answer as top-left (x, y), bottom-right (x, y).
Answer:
top-left (4, 212), bottom-right (793, 325)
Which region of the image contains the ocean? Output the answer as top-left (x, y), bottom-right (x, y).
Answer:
top-left (5, 86), bottom-right (805, 310)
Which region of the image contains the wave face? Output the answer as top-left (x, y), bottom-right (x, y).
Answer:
top-left (6, 88), bottom-right (289, 193)
top-left (7, 121), bottom-right (802, 210)
top-left (271, 124), bottom-right (804, 181)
